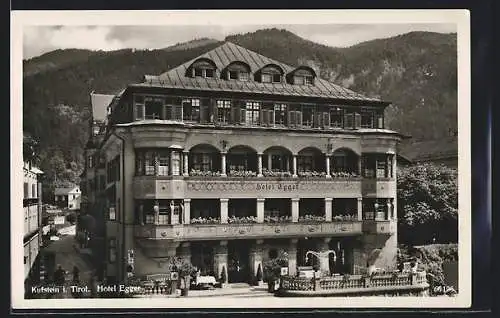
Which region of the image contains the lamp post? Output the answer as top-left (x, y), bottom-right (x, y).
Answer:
top-left (305, 250), bottom-right (336, 276)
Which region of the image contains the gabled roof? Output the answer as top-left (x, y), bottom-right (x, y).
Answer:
top-left (91, 93), bottom-right (115, 122)
top-left (399, 137), bottom-right (458, 162)
top-left (134, 42), bottom-right (384, 103)
top-left (54, 186), bottom-right (79, 195)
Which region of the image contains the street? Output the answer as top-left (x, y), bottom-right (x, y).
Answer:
top-left (43, 229), bottom-right (93, 298)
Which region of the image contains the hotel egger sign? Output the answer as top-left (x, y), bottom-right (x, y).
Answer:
top-left (185, 179), bottom-right (362, 198)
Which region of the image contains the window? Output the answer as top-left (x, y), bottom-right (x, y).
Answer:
top-left (288, 110), bottom-right (302, 127)
top-left (361, 110), bottom-right (374, 128)
top-left (330, 108), bottom-right (343, 128)
top-left (302, 106), bottom-right (314, 127)
top-left (144, 97), bottom-right (163, 120)
top-left (171, 151), bottom-right (181, 176)
top-left (144, 152), bottom-right (155, 176)
top-left (239, 72), bottom-right (249, 81)
top-left (271, 154), bottom-right (288, 171)
top-left (245, 102), bottom-right (260, 125)
top-left (32, 184), bottom-right (36, 198)
top-left (108, 238), bottom-right (117, 263)
top-left (261, 74), bottom-right (272, 83)
top-left (229, 71), bottom-right (238, 80)
top-left (344, 111), bottom-right (356, 129)
top-left (298, 155), bottom-right (314, 172)
top-left (217, 100), bottom-right (231, 123)
top-left (274, 104), bottom-right (287, 125)
top-left (229, 154), bottom-right (250, 171)
top-left (304, 76), bottom-right (314, 85)
top-left (24, 183), bottom-right (28, 199)
top-left (183, 99), bottom-right (200, 121)
top-left (134, 95), bottom-right (145, 120)
top-left (272, 74), bottom-right (282, 83)
top-left (166, 98), bottom-right (183, 121)
top-left (194, 68), bottom-right (203, 77)
top-left (294, 76), bottom-right (304, 85)
top-left (205, 69), bottom-right (214, 78)
top-left (376, 156), bottom-right (388, 178)
top-left (158, 150), bottom-right (170, 176)
top-left (192, 153), bottom-right (212, 171)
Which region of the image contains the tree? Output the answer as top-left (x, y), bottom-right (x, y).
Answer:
top-left (397, 163), bottom-right (458, 245)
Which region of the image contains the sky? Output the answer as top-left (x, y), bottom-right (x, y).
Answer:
top-left (23, 24), bottom-right (456, 60)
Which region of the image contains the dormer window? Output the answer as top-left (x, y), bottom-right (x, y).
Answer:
top-left (187, 58), bottom-right (217, 78)
top-left (224, 61), bottom-right (251, 82)
top-left (287, 66), bottom-right (317, 85)
top-left (262, 74), bottom-right (272, 83)
top-left (257, 64), bottom-right (284, 84)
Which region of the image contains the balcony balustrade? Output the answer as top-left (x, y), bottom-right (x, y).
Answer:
top-left (362, 219), bottom-right (396, 235)
top-left (134, 221), bottom-right (363, 241)
top-left (134, 176), bottom-right (381, 199)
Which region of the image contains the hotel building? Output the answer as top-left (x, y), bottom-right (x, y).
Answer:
top-left (82, 42), bottom-right (404, 285)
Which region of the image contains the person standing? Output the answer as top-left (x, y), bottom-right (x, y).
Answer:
top-left (72, 266), bottom-right (80, 283)
top-left (54, 265), bottom-right (66, 285)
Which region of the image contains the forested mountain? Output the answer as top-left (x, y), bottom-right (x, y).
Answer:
top-left (21, 28), bottom-right (457, 200)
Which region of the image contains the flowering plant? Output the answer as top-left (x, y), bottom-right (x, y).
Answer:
top-left (331, 171), bottom-right (358, 178)
top-left (298, 214), bottom-right (325, 222)
top-left (264, 215), bottom-right (292, 223)
top-left (262, 169), bottom-right (292, 178)
top-left (228, 215), bottom-right (258, 224)
top-left (332, 214), bottom-right (357, 221)
top-left (189, 169), bottom-right (221, 177)
top-left (228, 170), bottom-right (257, 177)
top-left (298, 171), bottom-right (327, 178)
top-left (190, 216), bottom-right (220, 224)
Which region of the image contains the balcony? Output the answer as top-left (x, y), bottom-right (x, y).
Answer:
top-left (134, 221), bottom-right (363, 241)
top-left (134, 176), bottom-right (365, 199)
top-left (362, 220), bottom-right (396, 234)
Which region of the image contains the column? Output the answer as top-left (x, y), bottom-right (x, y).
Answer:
top-left (179, 242), bottom-right (191, 263)
top-left (288, 239), bottom-right (298, 277)
top-left (292, 155), bottom-right (298, 177)
top-left (154, 152), bottom-right (160, 176)
top-left (357, 198), bottom-right (363, 221)
top-left (249, 240), bottom-right (264, 283)
top-left (220, 199), bottom-right (228, 224)
top-left (392, 154), bottom-right (397, 179)
top-left (221, 152), bottom-right (227, 177)
top-left (387, 198), bottom-right (392, 220)
top-left (183, 152), bottom-right (189, 176)
top-left (286, 156), bottom-right (290, 172)
top-left (318, 238), bottom-right (332, 275)
top-left (257, 154), bottom-right (263, 177)
top-left (324, 198), bottom-right (332, 222)
top-left (291, 198), bottom-right (299, 223)
top-left (183, 199), bottom-right (191, 224)
top-left (154, 200), bottom-right (160, 225)
top-left (256, 198), bottom-right (265, 223)
top-left (325, 155), bottom-right (331, 178)
top-left (267, 154), bottom-right (272, 172)
top-left (214, 241), bottom-right (228, 285)
top-left (170, 201), bottom-right (179, 225)
top-left (358, 155), bottom-right (363, 176)
top-left (139, 203), bottom-right (144, 225)
top-left (169, 151), bottom-right (175, 176)
top-left (385, 154), bottom-right (391, 178)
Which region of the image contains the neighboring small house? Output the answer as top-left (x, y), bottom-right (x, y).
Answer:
top-left (398, 137), bottom-right (458, 169)
top-left (54, 186), bottom-right (81, 210)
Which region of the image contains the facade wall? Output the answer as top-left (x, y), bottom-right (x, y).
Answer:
top-left (23, 162), bottom-right (42, 281)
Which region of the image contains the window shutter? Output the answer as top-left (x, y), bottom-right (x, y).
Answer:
top-left (268, 110), bottom-right (275, 126)
top-left (288, 111), bottom-right (295, 127)
top-left (315, 112), bottom-right (323, 128)
top-left (211, 100), bottom-right (218, 123)
top-left (354, 113), bottom-right (362, 129)
top-left (377, 114), bottom-right (384, 129)
top-left (296, 111), bottom-right (303, 127)
top-left (240, 108), bottom-right (246, 124)
top-left (323, 112), bottom-right (330, 128)
top-left (261, 109), bottom-right (269, 126)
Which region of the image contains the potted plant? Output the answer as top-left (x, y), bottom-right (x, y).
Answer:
top-left (175, 259), bottom-right (197, 297)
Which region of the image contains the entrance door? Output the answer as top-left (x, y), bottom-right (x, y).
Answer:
top-left (227, 240), bottom-right (250, 283)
